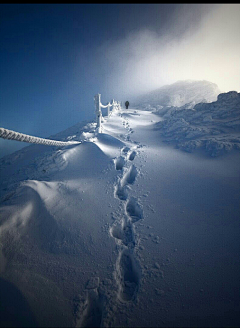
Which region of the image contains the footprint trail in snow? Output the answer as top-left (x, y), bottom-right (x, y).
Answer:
top-left (76, 111), bottom-right (145, 327)
top-left (110, 114), bottom-right (144, 305)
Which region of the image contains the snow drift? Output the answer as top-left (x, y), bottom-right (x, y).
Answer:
top-left (0, 102), bottom-right (240, 327)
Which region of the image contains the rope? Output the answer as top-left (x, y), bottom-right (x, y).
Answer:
top-left (0, 127), bottom-right (81, 147)
top-left (100, 101), bottom-right (114, 108)
top-left (1, 95), bottom-right (120, 147)
top-left (103, 101), bottom-right (119, 109)
top-left (100, 103), bottom-right (110, 108)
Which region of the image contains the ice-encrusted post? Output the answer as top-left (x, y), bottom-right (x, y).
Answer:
top-left (108, 104), bottom-right (110, 117)
top-left (112, 99), bottom-right (116, 112)
top-left (94, 93), bottom-right (102, 132)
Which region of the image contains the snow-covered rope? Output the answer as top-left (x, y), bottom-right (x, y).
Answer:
top-left (94, 93), bottom-right (121, 132)
top-left (0, 127), bottom-right (81, 147)
top-left (100, 102), bottom-right (111, 109)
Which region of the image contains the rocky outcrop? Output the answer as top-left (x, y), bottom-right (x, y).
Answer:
top-left (155, 91), bottom-right (240, 157)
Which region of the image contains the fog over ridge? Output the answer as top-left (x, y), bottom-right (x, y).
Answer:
top-left (100, 4), bottom-right (240, 100)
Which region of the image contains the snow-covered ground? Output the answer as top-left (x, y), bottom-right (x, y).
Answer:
top-left (0, 107), bottom-right (240, 327)
top-left (154, 91), bottom-right (240, 157)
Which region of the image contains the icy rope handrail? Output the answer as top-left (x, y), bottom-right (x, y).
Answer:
top-left (0, 94), bottom-right (121, 146)
top-left (94, 93), bottom-right (121, 132)
top-left (0, 127), bottom-right (81, 147)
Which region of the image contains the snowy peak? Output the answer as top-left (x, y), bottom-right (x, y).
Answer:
top-left (134, 80), bottom-right (221, 109)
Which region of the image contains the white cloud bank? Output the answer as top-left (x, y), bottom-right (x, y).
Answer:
top-left (100, 4), bottom-right (240, 99)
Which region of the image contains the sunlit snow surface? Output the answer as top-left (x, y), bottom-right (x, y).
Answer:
top-left (0, 108), bottom-right (240, 327)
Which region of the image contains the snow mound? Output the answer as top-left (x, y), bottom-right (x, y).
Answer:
top-left (94, 133), bottom-right (125, 158)
top-left (0, 107), bottom-right (240, 327)
top-left (0, 120), bottom-right (98, 200)
top-left (155, 91), bottom-right (240, 156)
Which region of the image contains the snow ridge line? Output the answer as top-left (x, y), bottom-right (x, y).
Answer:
top-left (0, 127), bottom-right (81, 147)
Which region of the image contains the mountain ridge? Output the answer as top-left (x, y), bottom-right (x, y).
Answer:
top-left (133, 79), bottom-right (221, 110)
top-left (154, 90), bottom-right (240, 156)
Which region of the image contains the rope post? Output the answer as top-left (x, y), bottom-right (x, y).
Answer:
top-left (94, 93), bottom-right (102, 132)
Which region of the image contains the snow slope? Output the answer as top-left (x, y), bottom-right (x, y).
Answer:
top-left (0, 108), bottom-right (240, 327)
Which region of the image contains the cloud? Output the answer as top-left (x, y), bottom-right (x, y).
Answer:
top-left (99, 4), bottom-right (240, 99)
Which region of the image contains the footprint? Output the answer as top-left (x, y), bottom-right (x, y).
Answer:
top-left (116, 249), bottom-right (140, 302)
top-left (121, 165), bottom-right (137, 186)
top-left (128, 150), bottom-right (136, 161)
top-left (110, 221), bottom-right (124, 242)
top-left (77, 288), bottom-right (102, 327)
top-left (122, 222), bottom-right (135, 247)
top-left (125, 197), bottom-right (143, 223)
top-left (115, 156), bottom-right (125, 170)
top-left (121, 146), bottom-right (130, 155)
top-left (114, 183), bottom-right (128, 201)
top-left (110, 220), bottom-right (135, 247)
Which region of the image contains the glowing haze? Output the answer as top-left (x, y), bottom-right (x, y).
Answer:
top-left (0, 4), bottom-right (240, 158)
top-left (100, 4), bottom-right (240, 99)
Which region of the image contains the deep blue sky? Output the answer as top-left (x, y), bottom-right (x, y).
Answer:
top-left (1, 4), bottom-right (239, 157)
top-left (0, 4), bottom-right (177, 157)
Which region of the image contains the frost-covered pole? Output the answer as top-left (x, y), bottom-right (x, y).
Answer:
top-left (108, 104), bottom-right (110, 117)
top-left (94, 93), bottom-right (102, 132)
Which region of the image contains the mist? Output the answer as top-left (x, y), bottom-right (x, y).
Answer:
top-left (1, 4), bottom-right (240, 158)
top-left (99, 4), bottom-right (240, 100)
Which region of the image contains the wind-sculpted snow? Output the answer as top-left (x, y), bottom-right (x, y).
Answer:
top-left (0, 106), bottom-right (240, 328)
top-left (0, 120), bottom-right (97, 201)
top-left (155, 91), bottom-right (240, 156)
